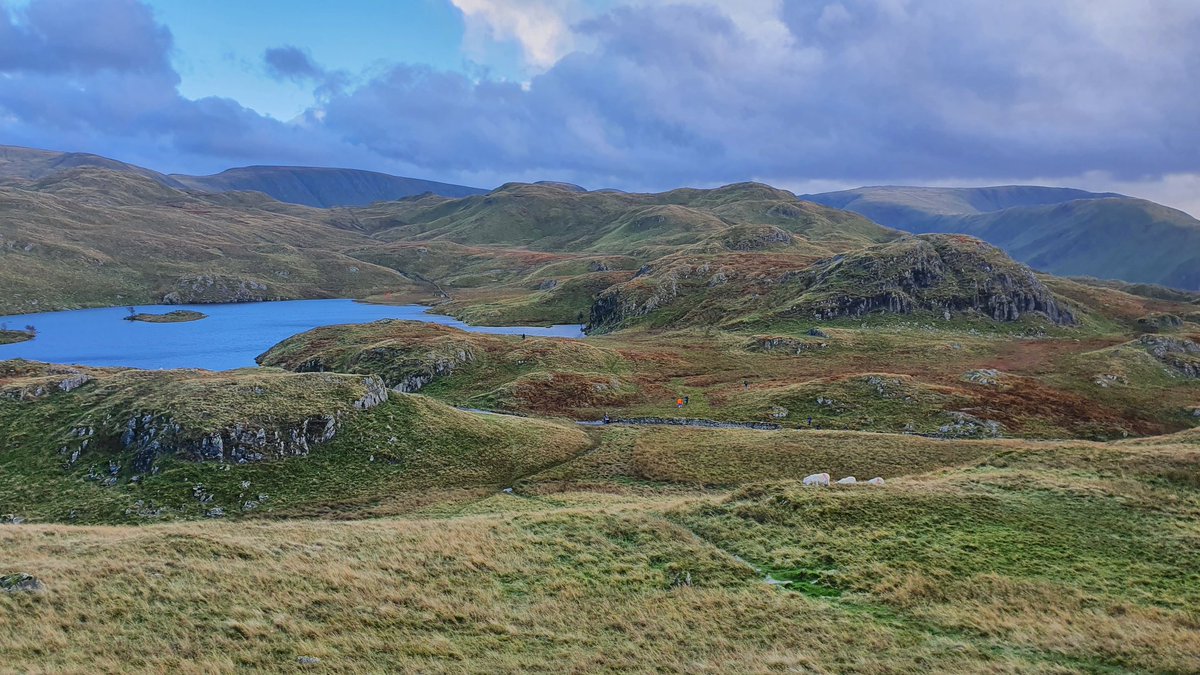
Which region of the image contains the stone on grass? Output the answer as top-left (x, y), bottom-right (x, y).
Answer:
top-left (1, 573), bottom-right (45, 593)
top-left (297, 656), bottom-right (321, 666)
top-left (803, 473), bottom-right (830, 486)
top-left (836, 476), bottom-right (857, 485)
top-left (867, 477), bottom-right (885, 486)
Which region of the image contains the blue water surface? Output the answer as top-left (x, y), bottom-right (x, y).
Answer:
top-left (0, 299), bottom-right (583, 371)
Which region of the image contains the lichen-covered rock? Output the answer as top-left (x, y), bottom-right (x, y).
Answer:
top-left (1, 573), bottom-right (44, 593)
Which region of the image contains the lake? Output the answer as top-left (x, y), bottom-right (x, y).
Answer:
top-left (0, 300), bottom-right (584, 371)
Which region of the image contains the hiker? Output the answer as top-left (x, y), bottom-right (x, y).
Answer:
top-left (602, 413), bottom-right (611, 424)
top-left (521, 333), bottom-right (526, 340)
top-left (676, 398), bottom-right (684, 409)
top-left (807, 416), bottom-right (813, 426)
top-left (743, 379), bottom-right (749, 390)
top-left (684, 395), bottom-right (690, 405)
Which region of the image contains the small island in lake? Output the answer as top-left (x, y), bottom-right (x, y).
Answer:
top-left (124, 309), bottom-right (208, 323)
top-left (0, 329), bottom-right (35, 344)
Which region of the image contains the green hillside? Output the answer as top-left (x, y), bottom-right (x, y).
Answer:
top-left (804, 186), bottom-right (1200, 290)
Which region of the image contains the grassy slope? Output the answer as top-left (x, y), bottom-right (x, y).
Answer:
top-left (0, 168), bottom-right (424, 314)
top-left (2, 428), bottom-right (1197, 672)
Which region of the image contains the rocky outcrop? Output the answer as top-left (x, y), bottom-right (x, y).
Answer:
top-left (1137, 313), bottom-right (1184, 332)
top-left (116, 375), bottom-right (389, 470)
top-left (162, 274), bottom-right (271, 304)
top-left (1140, 335), bottom-right (1200, 378)
top-left (793, 235), bottom-right (1075, 325)
top-left (121, 412), bottom-right (337, 469)
top-left (588, 234), bottom-right (1075, 332)
top-left (720, 225), bottom-right (793, 251)
top-left (747, 336), bottom-right (828, 354)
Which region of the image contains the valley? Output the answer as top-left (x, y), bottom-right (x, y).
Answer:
top-left (2, 149), bottom-right (1199, 672)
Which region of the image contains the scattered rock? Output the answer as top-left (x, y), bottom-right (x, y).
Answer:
top-left (1094, 374), bottom-right (1127, 388)
top-left (937, 412), bottom-right (1003, 437)
top-left (836, 476), bottom-right (857, 485)
top-left (297, 656), bottom-right (321, 666)
top-left (768, 405), bottom-right (789, 419)
top-left (537, 278), bottom-right (559, 291)
top-left (867, 477), bottom-right (885, 486)
top-left (1, 573), bottom-right (45, 593)
top-left (57, 373), bottom-right (92, 392)
top-left (1, 514), bottom-right (25, 525)
top-left (205, 507), bottom-right (226, 519)
top-left (807, 328), bottom-right (829, 338)
top-left (803, 473), bottom-right (830, 486)
top-left (963, 369), bottom-right (1002, 386)
top-left (748, 336), bottom-right (828, 354)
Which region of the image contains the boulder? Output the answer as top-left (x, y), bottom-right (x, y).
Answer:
top-left (1, 573), bottom-right (45, 593)
top-left (803, 472), bottom-right (831, 486)
top-left (836, 476), bottom-right (857, 485)
top-left (867, 477), bottom-right (885, 486)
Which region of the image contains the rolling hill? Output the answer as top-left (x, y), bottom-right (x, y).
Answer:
top-left (803, 186), bottom-right (1200, 290)
top-left (0, 145), bottom-right (485, 206)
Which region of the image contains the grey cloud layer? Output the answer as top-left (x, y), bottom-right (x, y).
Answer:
top-left (1, 0), bottom-right (1196, 189)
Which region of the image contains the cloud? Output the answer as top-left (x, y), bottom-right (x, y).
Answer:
top-left (450, 0), bottom-right (579, 69)
top-left (1, 0), bottom-right (1198, 215)
top-left (0, 0), bottom-right (172, 75)
top-left (316, 0), bottom-right (1200, 193)
top-left (263, 46), bottom-right (323, 83)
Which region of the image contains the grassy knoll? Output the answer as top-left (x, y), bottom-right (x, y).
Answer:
top-left (125, 309), bottom-right (207, 323)
top-left (0, 361), bottom-right (589, 523)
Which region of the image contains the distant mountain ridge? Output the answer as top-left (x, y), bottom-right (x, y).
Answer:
top-left (0, 145), bottom-right (485, 207)
top-left (803, 185), bottom-right (1200, 290)
top-left (170, 166), bottom-right (486, 207)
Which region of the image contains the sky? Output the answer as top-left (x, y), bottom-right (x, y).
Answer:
top-left (1, 0), bottom-right (1198, 215)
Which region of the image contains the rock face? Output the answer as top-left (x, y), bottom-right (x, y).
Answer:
top-left (792, 235), bottom-right (1075, 325)
top-left (162, 274), bottom-right (271, 304)
top-left (116, 375), bottom-right (389, 470)
top-left (120, 412), bottom-right (340, 469)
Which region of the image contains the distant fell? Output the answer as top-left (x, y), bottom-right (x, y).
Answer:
top-left (0, 145), bottom-right (185, 188)
top-left (171, 165), bottom-right (486, 207)
top-left (804, 185), bottom-right (1200, 290)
